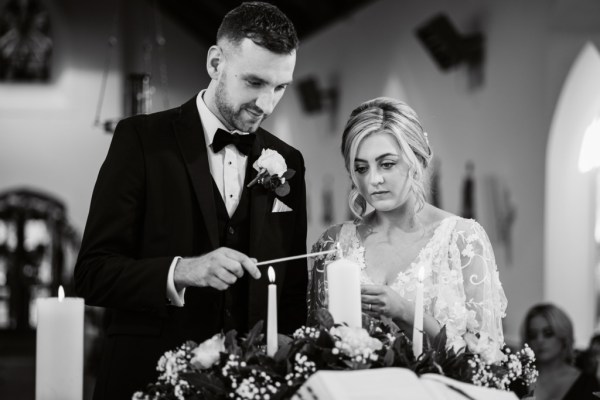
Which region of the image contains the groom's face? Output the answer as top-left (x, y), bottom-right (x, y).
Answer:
top-left (354, 132), bottom-right (412, 212)
top-left (213, 38), bottom-right (296, 133)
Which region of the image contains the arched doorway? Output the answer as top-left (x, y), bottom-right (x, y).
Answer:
top-left (545, 42), bottom-right (600, 346)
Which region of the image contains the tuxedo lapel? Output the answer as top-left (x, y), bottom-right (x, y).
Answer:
top-left (248, 132), bottom-right (270, 255)
top-left (172, 97), bottom-right (219, 249)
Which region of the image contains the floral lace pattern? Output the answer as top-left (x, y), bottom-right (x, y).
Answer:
top-left (307, 216), bottom-right (508, 363)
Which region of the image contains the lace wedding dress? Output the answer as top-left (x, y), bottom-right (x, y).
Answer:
top-left (307, 216), bottom-right (508, 363)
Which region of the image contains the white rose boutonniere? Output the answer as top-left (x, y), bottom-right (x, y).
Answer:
top-left (247, 148), bottom-right (296, 197)
top-left (190, 333), bottom-right (226, 370)
top-left (253, 148), bottom-right (287, 177)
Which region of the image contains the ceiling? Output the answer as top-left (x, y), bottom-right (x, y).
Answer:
top-left (154, 0), bottom-right (377, 45)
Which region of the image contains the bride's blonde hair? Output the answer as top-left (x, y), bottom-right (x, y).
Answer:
top-left (341, 97), bottom-right (433, 219)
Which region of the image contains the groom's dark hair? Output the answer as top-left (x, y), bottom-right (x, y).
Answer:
top-left (217, 2), bottom-right (299, 54)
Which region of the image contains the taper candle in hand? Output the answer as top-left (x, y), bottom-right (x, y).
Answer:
top-left (36, 286), bottom-right (84, 400)
top-left (412, 266), bottom-right (425, 358)
top-left (267, 266), bottom-right (278, 357)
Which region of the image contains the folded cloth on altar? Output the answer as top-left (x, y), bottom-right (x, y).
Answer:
top-left (272, 198), bottom-right (292, 212)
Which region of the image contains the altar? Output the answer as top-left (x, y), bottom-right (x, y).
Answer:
top-left (26, 260), bottom-right (535, 400)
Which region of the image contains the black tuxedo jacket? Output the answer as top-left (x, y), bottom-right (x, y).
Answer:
top-left (74, 97), bottom-right (308, 399)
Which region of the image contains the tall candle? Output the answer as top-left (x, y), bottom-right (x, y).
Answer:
top-left (267, 266), bottom-right (278, 357)
top-left (36, 286), bottom-right (84, 400)
top-left (327, 258), bottom-right (362, 327)
top-left (412, 267), bottom-right (425, 358)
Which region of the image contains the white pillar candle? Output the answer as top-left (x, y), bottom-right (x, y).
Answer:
top-left (412, 267), bottom-right (425, 358)
top-left (36, 286), bottom-right (84, 400)
top-left (267, 266), bottom-right (278, 357)
top-left (327, 258), bottom-right (362, 327)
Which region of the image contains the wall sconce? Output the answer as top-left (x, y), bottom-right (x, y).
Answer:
top-left (415, 13), bottom-right (484, 88)
top-left (296, 76), bottom-right (339, 131)
top-left (296, 76), bottom-right (338, 113)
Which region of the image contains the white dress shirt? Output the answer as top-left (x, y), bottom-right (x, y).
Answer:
top-left (196, 90), bottom-right (250, 216)
top-left (166, 91), bottom-right (251, 306)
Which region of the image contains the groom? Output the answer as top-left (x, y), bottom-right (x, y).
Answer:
top-left (74, 3), bottom-right (307, 399)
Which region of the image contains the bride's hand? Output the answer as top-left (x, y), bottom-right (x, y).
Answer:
top-left (361, 284), bottom-right (411, 322)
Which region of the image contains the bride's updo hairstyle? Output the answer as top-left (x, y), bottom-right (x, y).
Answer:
top-left (341, 97), bottom-right (433, 219)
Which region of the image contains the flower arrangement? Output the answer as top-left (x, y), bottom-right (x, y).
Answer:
top-left (133, 310), bottom-right (537, 400)
top-left (247, 149), bottom-right (295, 197)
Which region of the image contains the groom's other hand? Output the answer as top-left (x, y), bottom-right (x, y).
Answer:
top-left (174, 248), bottom-right (261, 291)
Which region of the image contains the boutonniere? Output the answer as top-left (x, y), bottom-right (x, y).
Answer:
top-left (247, 149), bottom-right (295, 197)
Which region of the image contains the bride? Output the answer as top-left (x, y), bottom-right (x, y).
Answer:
top-left (307, 97), bottom-right (508, 363)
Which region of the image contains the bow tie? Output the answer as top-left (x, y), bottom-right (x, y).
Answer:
top-left (211, 128), bottom-right (255, 156)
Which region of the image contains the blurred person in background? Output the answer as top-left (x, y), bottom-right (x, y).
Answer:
top-left (523, 303), bottom-right (600, 400)
top-left (576, 333), bottom-right (600, 383)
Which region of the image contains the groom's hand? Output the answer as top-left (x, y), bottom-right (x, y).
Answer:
top-left (174, 248), bottom-right (261, 291)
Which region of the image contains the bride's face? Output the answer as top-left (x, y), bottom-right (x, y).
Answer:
top-left (354, 131), bottom-right (412, 212)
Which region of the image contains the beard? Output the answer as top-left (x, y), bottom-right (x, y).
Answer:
top-left (215, 80), bottom-right (267, 133)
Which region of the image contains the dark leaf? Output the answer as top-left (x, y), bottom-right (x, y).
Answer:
top-left (243, 320), bottom-right (264, 350)
top-left (431, 325), bottom-right (448, 354)
top-left (225, 329), bottom-right (241, 355)
top-left (278, 334), bottom-right (293, 347)
top-left (282, 169), bottom-right (296, 180)
top-left (275, 183), bottom-right (290, 197)
top-left (392, 335), bottom-right (415, 368)
top-left (274, 341), bottom-right (293, 363)
top-left (383, 348), bottom-right (395, 366)
top-left (315, 332), bottom-right (335, 350)
top-left (316, 308), bottom-right (334, 330)
top-left (180, 372), bottom-right (226, 394)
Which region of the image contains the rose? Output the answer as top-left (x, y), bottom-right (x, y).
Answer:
top-left (190, 334), bottom-right (226, 369)
top-left (464, 331), bottom-right (505, 364)
top-left (253, 149), bottom-right (287, 177)
top-left (247, 148), bottom-right (295, 197)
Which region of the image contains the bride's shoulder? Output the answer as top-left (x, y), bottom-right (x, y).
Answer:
top-left (449, 217), bottom-right (492, 248)
top-left (422, 206), bottom-right (488, 237)
top-left (422, 204), bottom-right (455, 228)
top-left (452, 217), bottom-right (487, 235)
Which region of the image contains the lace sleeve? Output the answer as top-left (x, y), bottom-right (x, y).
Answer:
top-left (307, 224), bottom-right (342, 326)
top-left (454, 219), bottom-right (508, 363)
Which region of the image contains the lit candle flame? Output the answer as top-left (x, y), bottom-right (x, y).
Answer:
top-left (58, 285), bottom-right (65, 302)
top-left (268, 266), bottom-right (275, 283)
top-left (417, 267), bottom-right (425, 283)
